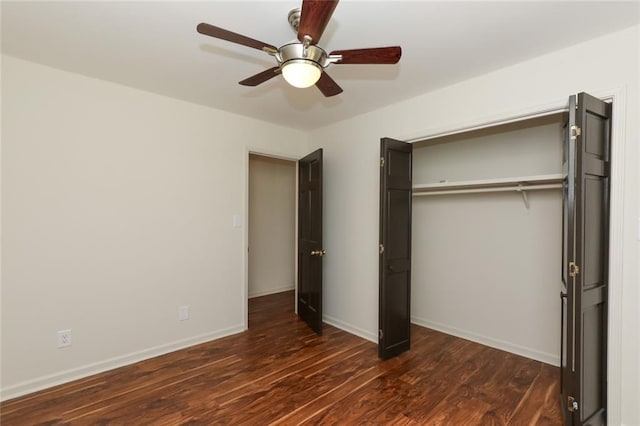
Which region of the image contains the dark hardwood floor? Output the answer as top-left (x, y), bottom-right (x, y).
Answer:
top-left (1, 290), bottom-right (562, 425)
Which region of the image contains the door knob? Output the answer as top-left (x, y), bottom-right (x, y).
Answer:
top-left (311, 250), bottom-right (326, 257)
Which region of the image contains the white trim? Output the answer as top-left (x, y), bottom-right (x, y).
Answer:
top-left (393, 87), bottom-right (624, 426)
top-left (294, 160), bottom-right (299, 316)
top-left (246, 148), bottom-right (301, 162)
top-left (248, 286), bottom-right (295, 299)
top-left (411, 316), bottom-right (559, 367)
top-left (323, 314), bottom-right (377, 343)
top-left (0, 324), bottom-right (245, 402)
top-left (605, 87), bottom-right (626, 426)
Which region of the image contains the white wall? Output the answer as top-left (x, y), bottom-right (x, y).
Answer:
top-left (412, 116), bottom-right (564, 182)
top-left (248, 155), bottom-right (296, 298)
top-left (309, 26), bottom-right (639, 425)
top-left (412, 117), bottom-right (564, 365)
top-left (0, 55), bottom-right (309, 399)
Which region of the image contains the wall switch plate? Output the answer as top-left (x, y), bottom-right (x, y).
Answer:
top-left (57, 329), bottom-right (72, 348)
top-left (179, 306), bottom-right (189, 321)
top-left (232, 214), bottom-right (242, 228)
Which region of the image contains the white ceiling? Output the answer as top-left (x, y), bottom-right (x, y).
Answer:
top-left (2, 1), bottom-right (639, 130)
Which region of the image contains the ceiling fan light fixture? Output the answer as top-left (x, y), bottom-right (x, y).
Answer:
top-left (277, 42), bottom-right (328, 89)
top-left (281, 60), bottom-right (322, 88)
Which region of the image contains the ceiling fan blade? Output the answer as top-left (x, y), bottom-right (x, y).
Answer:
top-left (315, 72), bottom-right (343, 97)
top-left (330, 46), bottom-right (402, 64)
top-left (239, 67), bottom-right (282, 87)
top-left (297, 0), bottom-right (339, 44)
top-left (197, 23), bottom-right (277, 53)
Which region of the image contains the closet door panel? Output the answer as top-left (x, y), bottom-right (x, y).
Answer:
top-left (379, 137), bottom-right (412, 360)
top-left (561, 95), bottom-right (577, 422)
top-left (298, 149), bottom-right (324, 335)
top-left (574, 92), bottom-right (609, 426)
top-left (563, 92), bottom-right (610, 426)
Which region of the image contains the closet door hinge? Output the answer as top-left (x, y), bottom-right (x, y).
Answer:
top-left (379, 244), bottom-right (385, 254)
top-left (570, 125), bottom-right (581, 140)
top-left (380, 157), bottom-right (385, 168)
top-left (569, 262), bottom-right (580, 277)
top-left (378, 329), bottom-right (384, 340)
top-left (568, 396), bottom-right (579, 412)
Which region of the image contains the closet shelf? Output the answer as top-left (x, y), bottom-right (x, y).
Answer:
top-left (412, 173), bottom-right (563, 194)
top-left (412, 174), bottom-right (563, 209)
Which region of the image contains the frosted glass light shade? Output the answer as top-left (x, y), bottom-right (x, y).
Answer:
top-left (281, 61), bottom-right (322, 88)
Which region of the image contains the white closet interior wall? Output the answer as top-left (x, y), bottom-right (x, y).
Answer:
top-left (411, 114), bottom-right (564, 366)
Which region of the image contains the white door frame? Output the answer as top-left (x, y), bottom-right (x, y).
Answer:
top-left (243, 147), bottom-right (299, 329)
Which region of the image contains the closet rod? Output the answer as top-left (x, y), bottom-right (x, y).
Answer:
top-left (412, 183), bottom-right (562, 197)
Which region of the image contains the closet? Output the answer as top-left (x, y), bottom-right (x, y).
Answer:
top-left (378, 92), bottom-right (611, 426)
top-left (411, 113), bottom-right (565, 366)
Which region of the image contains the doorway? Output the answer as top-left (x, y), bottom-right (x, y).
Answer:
top-left (247, 154), bottom-right (297, 325)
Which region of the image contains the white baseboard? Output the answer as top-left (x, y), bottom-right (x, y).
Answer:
top-left (0, 324), bottom-right (245, 402)
top-left (248, 285), bottom-right (294, 299)
top-left (411, 316), bottom-right (559, 367)
top-left (323, 314), bottom-right (377, 343)
top-left (307, 313), bottom-right (559, 366)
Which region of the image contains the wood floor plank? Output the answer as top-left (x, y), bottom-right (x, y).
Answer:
top-left (1, 290), bottom-right (563, 425)
top-left (64, 329), bottom-right (365, 424)
top-left (269, 366), bottom-right (381, 425)
top-left (198, 345), bottom-right (377, 424)
top-left (387, 344), bottom-right (492, 424)
top-left (508, 363), bottom-right (563, 425)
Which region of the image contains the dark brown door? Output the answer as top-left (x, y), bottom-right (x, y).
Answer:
top-left (298, 149), bottom-right (323, 334)
top-left (561, 92), bottom-right (611, 425)
top-left (379, 137), bottom-right (412, 359)
top-left (560, 95), bottom-right (577, 421)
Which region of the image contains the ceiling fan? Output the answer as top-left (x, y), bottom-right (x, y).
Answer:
top-left (196, 0), bottom-right (401, 97)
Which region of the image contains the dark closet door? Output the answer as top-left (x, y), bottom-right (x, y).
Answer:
top-left (378, 137), bottom-right (412, 359)
top-left (561, 95), bottom-right (577, 422)
top-left (298, 149), bottom-right (324, 334)
top-left (561, 93), bottom-right (611, 426)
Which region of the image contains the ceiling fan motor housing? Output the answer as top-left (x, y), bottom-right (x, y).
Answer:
top-left (276, 42), bottom-right (329, 69)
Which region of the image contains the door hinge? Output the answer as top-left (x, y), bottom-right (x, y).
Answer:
top-left (379, 329), bottom-right (384, 340)
top-left (570, 125), bottom-right (581, 140)
top-left (380, 157), bottom-right (385, 168)
top-left (569, 261), bottom-right (580, 278)
top-left (379, 244), bottom-right (384, 254)
top-left (568, 396), bottom-right (579, 412)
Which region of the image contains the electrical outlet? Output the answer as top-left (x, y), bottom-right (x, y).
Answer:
top-left (179, 306), bottom-right (189, 321)
top-left (57, 329), bottom-right (72, 348)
